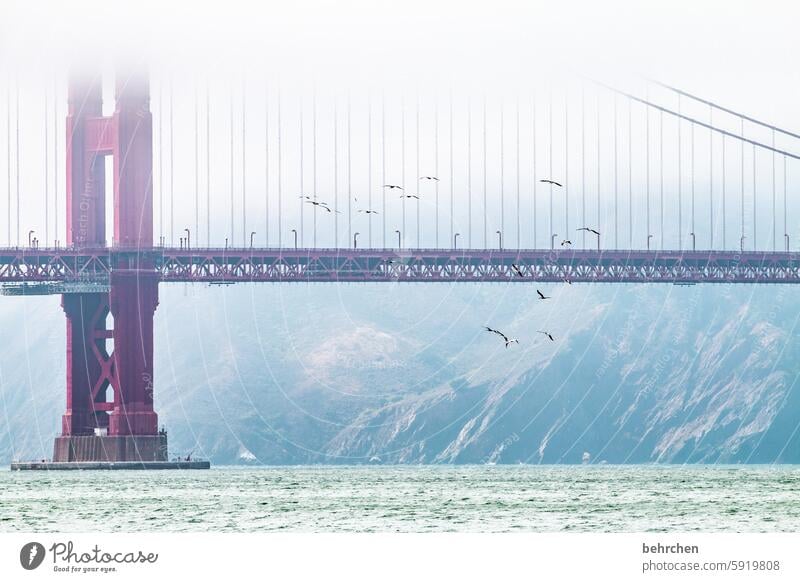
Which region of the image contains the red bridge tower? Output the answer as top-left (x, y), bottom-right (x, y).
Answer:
top-left (53, 69), bottom-right (165, 463)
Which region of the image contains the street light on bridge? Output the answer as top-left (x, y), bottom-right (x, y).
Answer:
top-left (354, 232), bottom-right (360, 249)
top-left (785, 233), bottom-right (790, 252)
top-left (291, 229), bottom-right (298, 250)
top-left (551, 233), bottom-right (558, 250)
top-left (454, 233), bottom-right (460, 249)
top-left (28, 230), bottom-right (35, 248)
top-left (184, 228), bottom-right (190, 250)
top-left (690, 232), bottom-right (696, 251)
top-left (740, 235), bottom-right (746, 252)
top-left (647, 234), bottom-right (653, 251)
top-left (395, 230), bottom-right (401, 249)
top-left (496, 230), bottom-right (502, 250)
top-left (250, 231), bottom-right (256, 248)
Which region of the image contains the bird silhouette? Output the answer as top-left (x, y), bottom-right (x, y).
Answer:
top-left (536, 289), bottom-right (550, 300)
top-left (305, 200), bottom-right (339, 213)
top-left (419, 176), bottom-right (439, 181)
top-left (537, 330), bottom-right (555, 341)
top-left (560, 239), bottom-right (572, 247)
top-left (484, 326), bottom-right (519, 348)
top-left (400, 194), bottom-right (420, 200)
top-left (577, 227), bottom-right (600, 236)
top-left (358, 209), bottom-right (379, 215)
top-left (383, 184), bottom-right (403, 190)
top-left (540, 179), bottom-right (563, 187)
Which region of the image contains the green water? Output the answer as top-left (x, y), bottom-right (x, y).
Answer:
top-left (2, 465), bottom-right (799, 532)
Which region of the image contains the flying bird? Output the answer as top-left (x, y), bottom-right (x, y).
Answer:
top-left (305, 200), bottom-right (338, 213)
top-left (358, 209), bottom-right (379, 215)
top-left (537, 330), bottom-right (556, 342)
top-left (577, 227), bottom-right (601, 236)
top-left (383, 184), bottom-right (404, 190)
top-left (419, 176), bottom-right (439, 181)
top-left (536, 289), bottom-right (550, 300)
top-left (540, 179), bottom-right (563, 187)
top-left (400, 194), bottom-right (420, 200)
top-left (484, 326), bottom-right (519, 348)
top-left (511, 263), bottom-right (524, 277)
top-left (560, 239), bottom-right (572, 247)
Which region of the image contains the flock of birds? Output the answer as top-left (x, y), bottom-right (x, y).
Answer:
top-left (301, 176), bottom-right (601, 351)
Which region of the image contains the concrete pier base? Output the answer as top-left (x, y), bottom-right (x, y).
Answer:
top-left (52, 434), bottom-right (169, 463)
top-left (11, 460), bottom-right (210, 471)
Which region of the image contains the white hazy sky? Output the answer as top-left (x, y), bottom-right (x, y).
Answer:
top-left (0, 0), bottom-right (798, 250)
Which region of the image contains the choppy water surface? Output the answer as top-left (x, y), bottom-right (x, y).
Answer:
top-left (2, 465), bottom-right (799, 532)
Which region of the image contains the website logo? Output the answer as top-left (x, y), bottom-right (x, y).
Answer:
top-left (20, 542), bottom-right (46, 570)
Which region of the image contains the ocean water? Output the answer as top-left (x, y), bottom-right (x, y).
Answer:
top-left (1, 465), bottom-right (799, 533)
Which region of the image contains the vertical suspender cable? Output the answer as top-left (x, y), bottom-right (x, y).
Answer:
top-left (206, 83), bottom-right (211, 245)
top-left (7, 83), bottom-right (11, 246)
top-left (313, 88), bottom-right (317, 247)
top-left (170, 78), bottom-right (175, 245)
top-left (277, 90), bottom-right (282, 247)
top-left (158, 82), bottom-right (163, 243)
top-left (15, 78), bottom-right (19, 246)
top-left (678, 95), bottom-right (682, 250)
top-left (401, 96), bottom-right (406, 244)
top-left (596, 91), bottom-right (600, 246)
top-left (628, 96), bottom-right (632, 248)
top-left (500, 99), bottom-right (505, 245)
top-left (54, 76), bottom-right (58, 245)
top-left (532, 95), bottom-right (537, 248)
top-left (564, 91), bottom-right (569, 243)
top-left (691, 122), bottom-right (695, 246)
top-left (450, 92), bottom-right (455, 245)
top-left (347, 92), bottom-right (352, 245)
top-left (435, 98), bottom-right (439, 247)
top-left (548, 92), bottom-right (552, 244)
top-left (45, 81), bottom-right (49, 245)
top-left (613, 94), bottom-right (618, 248)
top-left (721, 132), bottom-right (726, 249)
top-left (581, 89), bottom-right (585, 248)
top-left (242, 77), bottom-right (247, 247)
top-left (229, 83), bottom-right (234, 245)
top-left (740, 118), bottom-right (744, 247)
top-left (381, 92), bottom-right (386, 247)
top-left (483, 97), bottom-right (487, 248)
top-left (367, 94), bottom-right (372, 245)
top-left (646, 90), bottom-right (650, 245)
top-left (299, 95), bottom-right (304, 246)
top-left (709, 106), bottom-right (713, 249)
top-left (772, 129), bottom-right (776, 250)
top-left (416, 93), bottom-right (420, 247)
top-left (660, 110), bottom-right (663, 249)
top-left (265, 84), bottom-right (270, 246)
top-left (753, 141), bottom-right (757, 250)
top-left (783, 156), bottom-right (787, 247)
top-left (194, 82), bottom-right (199, 243)
top-left (516, 97), bottom-right (522, 249)
top-left (467, 97), bottom-right (472, 248)
top-left (334, 96), bottom-right (338, 246)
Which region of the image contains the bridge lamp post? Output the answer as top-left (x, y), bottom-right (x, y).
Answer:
top-left (224, 237), bottom-right (228, 250)
top-left (740, 235), bottom-right (746, 252)
top-left (184, 228), bottom-right (190, 250)
top-left (647, 234), bottom-right (653, 251)
top-left (690, 232), bottom-right (696, 251)
top-left (550, 233), bottom-right (558, 250)
top-left (28, 230), bottom-right (35, 248)
top-left (250, 231), bottom-right (256, 249)
top-left (785, 233), bottom-right (790, 252)
top-left (496, 230), bottom-right (502, 250)
top-left (395, 230), bottom-right (401, 249)
top-left (291, 229), bottom-right (298, 250)
top-left (454, 233), bottom-right (460, 249)
top-left (354, 232), bottom-right (360, 249)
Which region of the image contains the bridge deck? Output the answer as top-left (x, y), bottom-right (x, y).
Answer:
top-left (1, 247), bottom-right (799, 288)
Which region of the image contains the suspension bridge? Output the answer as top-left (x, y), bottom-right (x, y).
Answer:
top-left (2, 67), bottom-right (799, 468)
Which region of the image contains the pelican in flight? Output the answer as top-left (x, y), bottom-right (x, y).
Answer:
top-left (358, 209), bottom-right (379, 215)
top-left (419, 176), bottom-right (439, 181)
top-left (400, 193), bottom-right (420, 200)
top-left (484, 326), bottom-right (519, 348)
top-left (561, 239), bottom-right (572, 247)
top-left (305, 200), bottom-right (338, 213)
top-left (537, 330), bottom-right (556, 342)
top-left (511, 263), bottom-right (524, 277)
top-left (577, 227), bottom-right (600, 236)
top-left (540, 179), bottom-right (563, 187)
top-left (383, 184), bottom-right (404, 190)
top-left (536, 289), bottom-right (550, 300)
